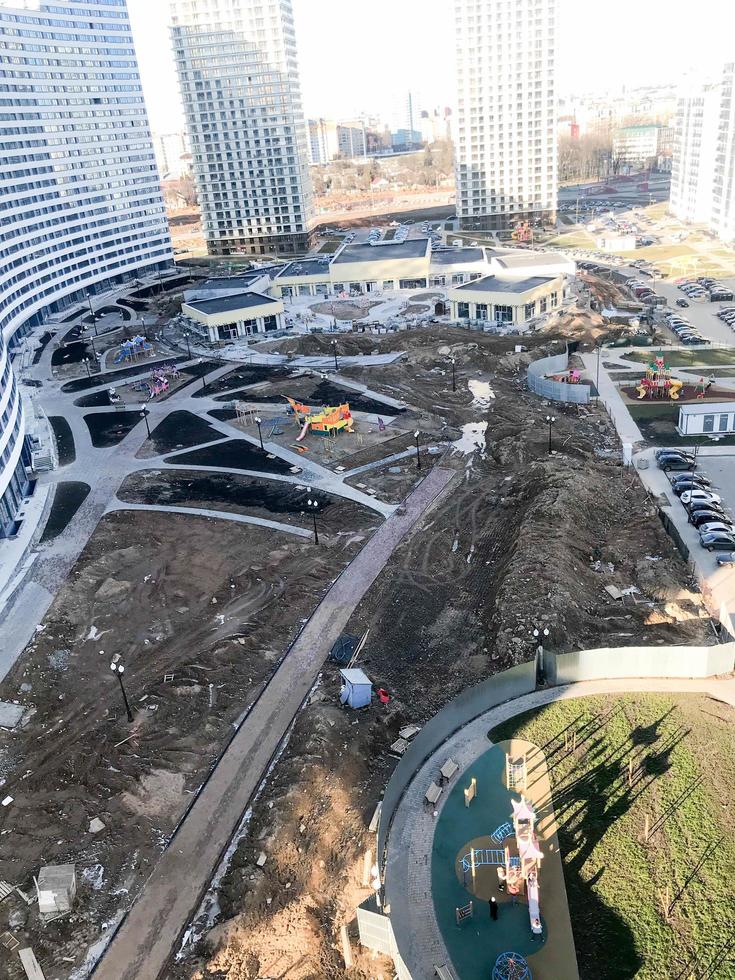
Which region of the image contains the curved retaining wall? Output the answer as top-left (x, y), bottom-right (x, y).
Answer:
top-left (377, 642), bottom-right (735, 868)
top-left (527, 349), bottom-right (592, 404)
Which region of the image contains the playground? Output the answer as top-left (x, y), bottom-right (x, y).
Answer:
top-left (489, 695), bottom-right (735, 979)
top-left (431, 740), bottom-right (577, 980)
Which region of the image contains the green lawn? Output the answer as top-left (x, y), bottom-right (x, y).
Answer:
top-left (546, 230), bottom-right (597, 249)
top-left (489, 695), bottom-right (735, 980)
top-left (318, 239), bottom-right (341, 253)
top-left (620, 349), bottom-right (735, 367)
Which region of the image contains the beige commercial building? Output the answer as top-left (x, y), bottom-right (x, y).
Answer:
top-left (447, 275), bottom-right (564, 326)
top-left (181, 292), bottom-right (285, 342)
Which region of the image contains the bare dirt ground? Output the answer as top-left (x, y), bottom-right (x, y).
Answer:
top-left (0, 509), bottom-right (373, 979)
top-left (310, 300), bottom-right (383, 321)
top-left (173, 326), bottom-right (711, 980)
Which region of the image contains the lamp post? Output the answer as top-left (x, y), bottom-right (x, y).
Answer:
top-left (199, 359), bottom-right (206, 391)
top-left (184, 330), bottom-right (191, 359)
top-left (414, 429), bottom-right (421, 470)
top-left (83, 357), bottom-right (91, 378)
top-left (545, 415), bottom-right (556, 454)
top-left (307, 496), bottom-right (319, 544)
top-left (88, 330), bottom-right (97, 358)
top-left (110, 658), bottom-right (134, 723)
top-left (451, 356), bottom-right (456, 392)
top-left (140, 408), bottom-right (151, 438)
top-left (532, 627), bottom-right (550, 683)
top-left (87, 293), bottom-right (98, 336)
top-left (254, 415), bottom-right (264, 451)
top-left (331, 338), bottom-right (338, 371)
top-left (596, 344), bottom-right (601, 393)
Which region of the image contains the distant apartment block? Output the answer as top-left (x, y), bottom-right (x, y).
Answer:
top-left (307, 119), bottom-right (339, 165)
top-left (153, 131), bottom-right (191, 179)
top-left (612, 125), bottom-right (673, 170)
top-left (454, 0), bottom-right (558, 231)
top-left (671, 64), bottom-right (735, 243)
top-left (171, 0), bottom-right (314, 256)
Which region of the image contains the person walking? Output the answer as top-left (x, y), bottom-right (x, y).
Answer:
top-left (489, 897), bottom-right (498, 921)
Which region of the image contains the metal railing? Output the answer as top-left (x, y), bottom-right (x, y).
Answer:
top-left (527, 349), bottom-right (592, 404)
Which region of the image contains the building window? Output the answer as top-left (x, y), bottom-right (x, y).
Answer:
top-left (719, 413), bottom-right (730, 432)
top-left (382, 280), bottom-right (394, 290)
top-left (457, 302), bottom-right (470, 319)
top-left (703, 415), bottom-right (715, 432)
top-left (494, 304), bottom-right (514, 324)
top-left (524, 301), bottom-right (536, 319)
top-left (550, 291), bottom-right (559, 307)
top-left (539, 297), bottom-right (547, 313)
top-left (474, 303), bottom-right (488, 320)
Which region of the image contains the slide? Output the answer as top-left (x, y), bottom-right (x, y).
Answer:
top-left (527, 877), bottom-right (543, 935)
top-left (113, 350), bottom-right (126, 364)
top-left (296, 420), bottom-right (310, 442)
top-left (669, 379), bottom-right (683, 400)
top-left (636, 384), bottom-right (648, 399)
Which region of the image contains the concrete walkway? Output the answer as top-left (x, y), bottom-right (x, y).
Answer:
top-left (105, 502), bottom-right (313, 538)
top-left (92, 465), bottom-right (456, 980)
top-left (385, 675), bottom-right (735, 980)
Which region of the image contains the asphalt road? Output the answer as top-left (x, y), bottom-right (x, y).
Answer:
top-left (653, 279), bottom-right (735, 346)
top-left (92, 465), bottom-right (457, 980)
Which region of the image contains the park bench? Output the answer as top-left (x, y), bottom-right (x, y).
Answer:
top-left (425, 781), bottom-right (443, 807)
top-left (440, 758), bottom-right (459, 783)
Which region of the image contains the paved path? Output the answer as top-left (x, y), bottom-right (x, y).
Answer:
top-left (92, 465), bottom-right (456, 980)
top-left (385, 675), bottom-right (735, 980)
top-left (105, 501), bottom-right (313, 538)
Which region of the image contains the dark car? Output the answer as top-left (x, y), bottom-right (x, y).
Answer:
top-left (672, 480), bottom-right (712, 496)
top-left (670, 472), bottom-right (710, 485)
top-left (655, 448), bottom-right (695, 460)
top-left (700, 531), bottom-right (735, 551)
top-left (687, 500), bottom-right (726, 517)
top-left (661, 456), bottom-right (699, 471)
top-left (691, 510), bottom-right (729, 529)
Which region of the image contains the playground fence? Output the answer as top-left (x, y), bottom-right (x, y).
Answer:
top-left (547, 642), bottom-right (735, 684)
top-left (526, 349), bottom-right (592, 404)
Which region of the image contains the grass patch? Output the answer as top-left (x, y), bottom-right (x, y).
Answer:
top-left (318, 239), bottom-right (341, 253)
top-left (620, 349), bottom-right (735, 367)
top-left (488, 694), bottom-right (735, 980)
top-left (546, 230), bottom-right (597, 249)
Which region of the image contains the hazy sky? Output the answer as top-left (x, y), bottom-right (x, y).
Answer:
top-left (127, 0), bottom-right (735, 135)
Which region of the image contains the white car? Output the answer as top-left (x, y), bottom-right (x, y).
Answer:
top-left (681, 489), bottom-right (722, 505)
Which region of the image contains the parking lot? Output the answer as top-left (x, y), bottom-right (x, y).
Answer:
top-left (653, 279), bottom-right (735, 345)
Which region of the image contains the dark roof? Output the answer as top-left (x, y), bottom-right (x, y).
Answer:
top-left (495, 253), bottom-right (569, 268)
top-left (276, 258), bottom-right (333, 278)
top-left (196, 274), bottom-right (263, 290)
top-left (184, 291), bottom-right (279, 315)
top-left (430, 247), bottom-right (486, 266)
top-left (454, 275), bottom-right (554, 294)
top-left (332, 238), bottom-right (430, 265)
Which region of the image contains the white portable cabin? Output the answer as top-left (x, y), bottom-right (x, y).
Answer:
top-left (339, 668), bottom-right (372, 709)
top-left (677, 401), bottom-right (735, 437)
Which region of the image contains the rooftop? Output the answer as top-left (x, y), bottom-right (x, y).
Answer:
top-left (430, 247), bottom-right (487, 266)
top-left (276, 257), bottom-right (333, 278)
top-left (332, 238), bottom-right (430, 265)
top-left (183, 291), bottom-right (279, 316)
top-left (453, 275), bottom-right (554, 294)
top-left (495, 252), bottom-right (570, 269)
top-left (195, 274), bottom-right (264, 291)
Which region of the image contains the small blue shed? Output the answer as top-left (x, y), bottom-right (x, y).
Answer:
top-left (339, 668), bottom-right (372, 709)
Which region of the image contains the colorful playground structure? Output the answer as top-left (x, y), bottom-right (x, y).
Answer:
top-left (284, 396), bottom-right (354, 440)
top-left (635, 355), bottom-right (683, 400)
top-left (548, 368), bottom-right (582, 384)
top-left (114, 335), bottom-right (153, 364)
top-left (131, 363), bottom-right (180, 400)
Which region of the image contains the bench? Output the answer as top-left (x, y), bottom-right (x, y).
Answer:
top-left (440, 758), bottom-right (459, 783)
top-left (425, 781), bottom-right (443, 806)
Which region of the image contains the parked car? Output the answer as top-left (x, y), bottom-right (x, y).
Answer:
top-left (697, 521), bottom-right (734, 536)
top-left (656, 448), bottom-right (695, 461)
top-left (670, 471), bottom-right (710, 485)
top-left (716, 552), bottom-right (735, 565)
top-left (681, 488), bottom-right (722, 505)
top-left (672, 480), bottom-right (712, 496)
top-left (660, 456), bottom-right (697, 471)
top-left (690, 510), bottom-right (728, 529)
top-left (687, 499), bottom-right (726, 516)
top-left (675, 299), bottom-right (689, 308)
top-left (700, 530), bottom-right (735, 551)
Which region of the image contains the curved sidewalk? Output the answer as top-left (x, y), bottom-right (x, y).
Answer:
top-left (92, 465), bottom-right (456, 980)
top-left (384, 676), bottom-right (735, 980)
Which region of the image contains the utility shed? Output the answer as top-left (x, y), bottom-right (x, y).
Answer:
top-left (35, 864), bottom-right (76, 921)
top-left (339, 668), bottom-right (372, 709)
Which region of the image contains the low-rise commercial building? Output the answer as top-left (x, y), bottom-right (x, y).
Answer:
top-left (447, 276), bottom-right (564, 326)
top-left (181, 293), bottom-right (285, 342)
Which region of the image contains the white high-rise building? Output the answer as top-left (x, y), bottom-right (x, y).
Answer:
top-left (454, 0), bottom-right (557, 231)
top-left (671, 64), bottom-right (735, 243)
top-left (170, 0), bottom-right (314, 257)
top-left (0, 0), bottom-right (173, 538)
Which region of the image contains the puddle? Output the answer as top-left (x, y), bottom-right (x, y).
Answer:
top-left (468, 379), bottom-right (495, 408)
top-left (452, 421), bottom-right (488, 456)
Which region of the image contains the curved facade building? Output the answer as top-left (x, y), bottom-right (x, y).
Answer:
top-left (0, 0), bottom-right (174, 536)
top-left (0, 332), bottom-right (28, 537)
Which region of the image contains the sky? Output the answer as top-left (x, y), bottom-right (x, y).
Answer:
top-left (127, 0), bottom-right (735, 135)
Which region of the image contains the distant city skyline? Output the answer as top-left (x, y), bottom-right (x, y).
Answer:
top-left (128, 0), bottom-right (735, 136)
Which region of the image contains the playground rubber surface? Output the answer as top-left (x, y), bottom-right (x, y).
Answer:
top-left (431, 739), bottom-right (577, 980)
top-left (48, 415), bottom-right (75, 465)
top-left (164, 438), bottom-right (294, 475)
top-left (61, 356), bottom-right (188, 393)
top-left (137, 410), bottom-right (226, 458)
top-left (84, 410), bottom-right (142, 448)
top-left (39, 481), bottom-right (90, 542)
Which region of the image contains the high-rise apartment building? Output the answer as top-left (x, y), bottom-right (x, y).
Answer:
top-left (454, 0), bottom-right (557, 231)
top-left (671, 65), bottom-right (735, 243)
top-left (0, 0), bottom-right (173, 537)
top-left (170, 0), bottom-right (314, 256)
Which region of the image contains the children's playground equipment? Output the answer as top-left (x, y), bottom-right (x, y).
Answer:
top-left (114, 335), bottom-right (152, 364)
top-left (549, 367), bottom-right (581, 384)
top-left (495, 796), bottom-right (544, 935)
top-left (506, 752), bottom-right (528, 793)
top-left (635, 355), bottom-right (683, 400)
top-left (492, 952), bottom-right (531, 980)
top-left (131, 363), bottom-right (180, 400)
top-left (285, 396), bottom-right (354, 440)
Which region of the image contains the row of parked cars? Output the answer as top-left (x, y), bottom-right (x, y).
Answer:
top-left (656, 450), bottom-right (735, 560)
top-left (716, 306), bottom-right (735, 330)
top-left (663, 311), bottom-right (711, 346)
top-left (678, 277), bottom-right (734, 302)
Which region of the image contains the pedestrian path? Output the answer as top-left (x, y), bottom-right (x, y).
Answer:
top-left (105, 501), bottom-right (313, 538)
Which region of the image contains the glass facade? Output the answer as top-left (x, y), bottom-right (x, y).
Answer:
top-left (0, 332), bottom-right (28, 537)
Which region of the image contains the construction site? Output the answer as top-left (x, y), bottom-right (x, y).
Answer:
top-left (0, 302), bottom-right (720, 980)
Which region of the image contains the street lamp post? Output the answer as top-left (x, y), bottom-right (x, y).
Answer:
top-left (307, 496), bottom-right (319, 544)
top-left (184, 330), bottom-right (191, 359)
top-left (140, 408), bottom-right (151, 438)
top-left (255, 415), bottom-right (264, 451)
top-left (414, 430), bottom-right (421, 470)
top-left (83, 357), bottom-right (91, 378)
top-left (546, 415), bottom-right (556, 454)
top-left (110, 659), bottom-right (134, 723)
top-left (331, 339), bottom-right (338, 371)
top-left (596, 344), bottom-right (601, 392)
top-left (451, 356), bottom-right (456, 392)
top-left (88, 331), bottom-right (97, 358)
top-left (532, 627), bottom-right (550, 683)
top-left (87, 293), bottom-right (98, 336)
